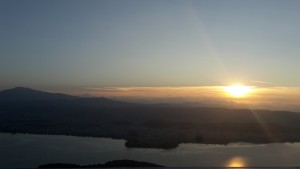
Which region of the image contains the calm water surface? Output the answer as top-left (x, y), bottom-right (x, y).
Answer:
top-left (1, 133), bottom-right (300, 168)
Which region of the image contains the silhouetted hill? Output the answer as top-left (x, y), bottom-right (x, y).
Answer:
top-left (2, 87), bottom-right (300, 148)
top-left (0, 87), bottom-right (76, 101)
top-left (0, 87), bottom-right (139, 107)
top-left (38, 160), bottom-right (164, 168)
top-left (97, 159), bottom-right (164, 167)
top-left (39, 163), bottom-right (81, 168)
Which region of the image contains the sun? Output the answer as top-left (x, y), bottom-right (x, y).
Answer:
top-left (225, 156), bottom-right (247, 167)
top-left (224, 84), bottom-right (253, 97)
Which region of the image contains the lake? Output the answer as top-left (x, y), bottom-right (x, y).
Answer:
top-left (1, 132), bottom-right (300, 168)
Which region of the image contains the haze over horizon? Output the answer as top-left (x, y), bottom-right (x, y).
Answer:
top-left (2, 0), bottom-right (300, 111)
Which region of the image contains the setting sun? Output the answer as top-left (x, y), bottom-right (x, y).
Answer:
top-left (226, 157), bottom-right (247, 167)
top-left (224, 85), bottom-right (253, 97)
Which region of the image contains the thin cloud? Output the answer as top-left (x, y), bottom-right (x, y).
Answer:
top-left (85, 86), bottom-right (223, 97)
top-left (250, 80), bottom-right (272, 84)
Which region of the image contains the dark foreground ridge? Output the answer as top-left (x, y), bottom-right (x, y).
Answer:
top-left (38, 159), bottom-right (165, 168)
top-left (2, 87), bottom-right (300, 149)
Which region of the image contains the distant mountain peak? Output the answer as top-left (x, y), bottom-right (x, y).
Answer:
top-left (12, 87), bottom-right (32, 90)
top-left (0, 87), bottom-right (137, 107)
top-left (0, 87), bottom-right (75, 101)
top-left (6, 87), bottom-right (35, 92)
top-left (1, 86), bottom-right (38, 93)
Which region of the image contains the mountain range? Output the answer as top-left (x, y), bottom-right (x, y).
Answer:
top-left (1, 87), bottom-right (300, 149)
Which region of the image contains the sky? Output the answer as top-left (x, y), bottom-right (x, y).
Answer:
top-left (1, 0), bottom-right (300, 110)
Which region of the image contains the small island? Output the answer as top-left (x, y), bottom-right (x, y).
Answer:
top-left (38, 160), bottom-right (165, 168)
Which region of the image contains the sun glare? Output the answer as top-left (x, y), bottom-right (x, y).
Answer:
top-left (224, 84), bottom-right (253, 97)
top-left (226, 156), bottom-right (247, 167)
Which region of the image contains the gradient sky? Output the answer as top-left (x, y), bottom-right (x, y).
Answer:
top-left (1, 0), bottom-right (300, 90)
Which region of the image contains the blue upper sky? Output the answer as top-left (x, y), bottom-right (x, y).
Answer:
top-left (1, 0), bottom-right (300, 90)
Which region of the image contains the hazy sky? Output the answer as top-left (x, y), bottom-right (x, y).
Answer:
top-left (1, 0), bottom-right (300, 90)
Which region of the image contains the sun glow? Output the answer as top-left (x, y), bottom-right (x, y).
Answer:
top-left (224, 84), bottom-right (253, 97)
top-left (226, 157), bottom-right (247, 167)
